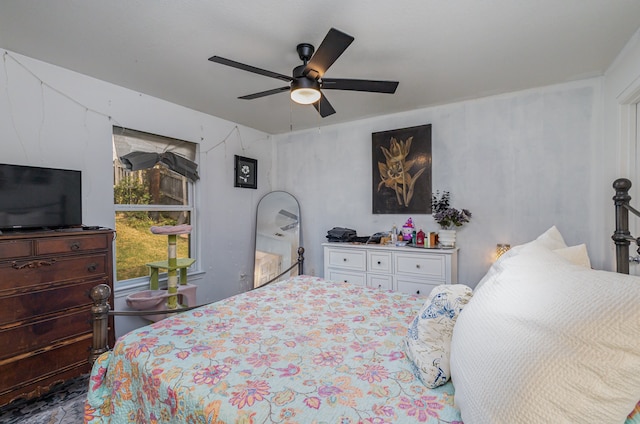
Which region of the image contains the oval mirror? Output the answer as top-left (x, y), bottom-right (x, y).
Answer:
top-left (253, 191), bottom-right (301, 288)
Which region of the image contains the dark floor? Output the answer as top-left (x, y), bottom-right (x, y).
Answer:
top-left (0, 375), bottom-right (88, 424)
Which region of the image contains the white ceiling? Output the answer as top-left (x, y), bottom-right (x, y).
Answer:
top-left (1, 0), bottom-right (639, 135)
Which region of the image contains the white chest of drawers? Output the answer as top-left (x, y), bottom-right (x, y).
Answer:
top-left (322, 243), bottom-right (458, 295)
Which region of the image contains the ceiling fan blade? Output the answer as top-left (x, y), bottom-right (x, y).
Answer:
top-left (304, 28), bottom-right (354, 79)
top-left (209, 56), bottom-right (292, 83)
top-left (239, 86), bottom-right (290, 100)
top-left (278, 209), bottom-right (298, 220)
top-left (321, 78), bottom-right (399, 93)
top-left (280, 222), bottom-right (298, 231)
top-left (313, 93), bottom-right (336, 118)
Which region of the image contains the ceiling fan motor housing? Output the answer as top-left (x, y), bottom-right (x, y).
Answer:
top-left (291, 73), bottom-right (320, 90)
top-left (293, 63), bottom-right (320, 81)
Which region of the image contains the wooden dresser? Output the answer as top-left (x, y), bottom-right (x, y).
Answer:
top-left (323, 242), bottom-right (458, 296)
top-left (0, 229), bottom-right (115, 406)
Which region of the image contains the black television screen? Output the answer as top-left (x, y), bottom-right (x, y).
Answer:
top-left (0, 163), bottom-right (82, 230)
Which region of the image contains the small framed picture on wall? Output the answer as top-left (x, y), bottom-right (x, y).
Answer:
top-left (234, 155), bottom-right (257, 189)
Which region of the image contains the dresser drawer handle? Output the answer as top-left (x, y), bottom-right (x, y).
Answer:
top-left (70, 242), bottom-right (81, 250)
top-left (343, 258), bottom-right (347, 262)
top-left (87, 262), bottom-right (98, 272)
top-left (377, 261), bottom-right (381, 265)
top-left (416, 290), bottom-right (420, 294)
top-left (12, 259), bottom-right (57, 269)
top-left (416, 264), bottom-right (420, 269)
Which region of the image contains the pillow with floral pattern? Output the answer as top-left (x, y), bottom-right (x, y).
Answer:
top-left (404, 284), bottom-right (473, 388)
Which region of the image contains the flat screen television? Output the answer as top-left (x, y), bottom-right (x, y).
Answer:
top-left (0, 163), bottom-right (82, 230)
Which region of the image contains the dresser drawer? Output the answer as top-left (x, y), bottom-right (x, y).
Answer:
top-left (326, 248), bottom-right (366, 271)
top-left (0, 254), bottom-right (108, 292)
top-left (368, 251), bottom-right (392, 273)
top-left (326, 269), bottom-right (366, 286)
top-left (0, 278), bottom-right (101, 326)
top-left (395, 252), bottom-right (446, 281)
top-left (36, 234), bottom-right (108, 255)
top-left (0, 308), bottom-right (91, 359)
top-left (0, 239), bottom-right (33, 260)
top-left (0, 336), bottom-right (92, 401)
top-left (367, 273), bottom-right (393, 290)
top-left (395, 277), bottom-right (438, 296)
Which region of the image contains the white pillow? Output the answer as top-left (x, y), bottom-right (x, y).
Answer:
top-left (476, 226), bottom-right (568, 290)
top-left (450, 243), bottom-right (640, 424)
top-left (404, 284), bottom-right (473, 388)
top-left (534, 225), bottom-right (568, 250)
top-left (553, 244), bottom-right (591, 268)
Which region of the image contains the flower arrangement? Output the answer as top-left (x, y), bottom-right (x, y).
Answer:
top-left (431, 190), bottom-right (472, 229)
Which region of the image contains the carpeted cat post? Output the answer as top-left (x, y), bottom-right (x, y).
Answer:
top-left (125, 224), bottom-right (196, 321)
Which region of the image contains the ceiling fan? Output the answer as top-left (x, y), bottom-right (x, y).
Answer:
top-left (208, 28), bottom-right (399, 117)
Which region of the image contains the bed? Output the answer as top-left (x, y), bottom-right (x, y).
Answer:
top-left (86, 276), bottom-right (462, 423)
top-left (85, 179), bottom-right (640, 423)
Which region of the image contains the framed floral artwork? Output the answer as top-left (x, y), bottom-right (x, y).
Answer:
top-left (372, 124), bottom-right (432, 214)
top-left (234, 155), bottom-right (257, 189)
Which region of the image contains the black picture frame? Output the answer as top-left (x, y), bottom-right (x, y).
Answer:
top-left (372, 124), bottom-right (432, 214)
top-left (234, 155), bottom-right (257, 189)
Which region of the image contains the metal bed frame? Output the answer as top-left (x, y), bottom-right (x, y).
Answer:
top-left (612, 178), bottom-right (640, 274)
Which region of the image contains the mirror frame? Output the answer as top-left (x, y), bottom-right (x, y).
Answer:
top-left (253, 191), bottom-right (301, 288)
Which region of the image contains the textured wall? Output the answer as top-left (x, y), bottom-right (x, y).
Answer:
top-left (274, 79), bottom-right (604, 286)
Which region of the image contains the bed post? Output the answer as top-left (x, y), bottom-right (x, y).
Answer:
top-left (612, 178), bottom-right (632, 274)
top-left (89, 284), bottom-right (112, 364)
top-left (298, 246), bottom-right (305, 275)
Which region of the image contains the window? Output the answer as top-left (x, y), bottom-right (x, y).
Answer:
top-left (113, 127), bottom-right (198, 283)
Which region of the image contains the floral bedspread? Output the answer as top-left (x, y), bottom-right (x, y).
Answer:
top-left (85, 276), bottom-right (462, 423)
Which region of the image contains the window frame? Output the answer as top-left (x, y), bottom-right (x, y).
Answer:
top-left (113, 131), bottom-right (199, 288)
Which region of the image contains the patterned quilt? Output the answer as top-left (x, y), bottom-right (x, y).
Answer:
top-left (85, 276), bottom-right (462, 423)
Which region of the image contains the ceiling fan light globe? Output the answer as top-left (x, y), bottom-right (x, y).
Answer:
top-left (291, 87), bottom-right (321, 104)
top-left (290, 77), bottom-right (321, 104)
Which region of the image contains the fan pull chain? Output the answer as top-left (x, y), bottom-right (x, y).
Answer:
top-left (289, 99), bottom-right (293, 132)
